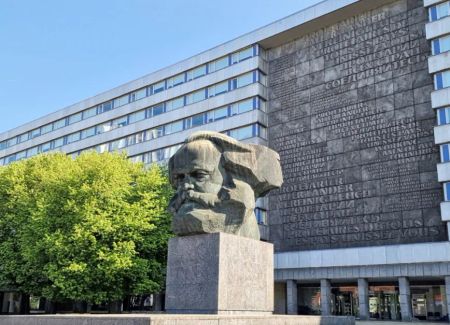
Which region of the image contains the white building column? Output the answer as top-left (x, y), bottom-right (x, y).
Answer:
top-left (320, 279), bottom-right (332, 316)
top-left (399, 277), bottom-right (412, 321)
top-left (358, 278), bottom-right (369, 320)
top-left (286, 279), bottom-right (297, 315)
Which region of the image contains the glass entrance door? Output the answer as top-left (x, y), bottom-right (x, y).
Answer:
top-left (369, 286), bottom-right (401, 320)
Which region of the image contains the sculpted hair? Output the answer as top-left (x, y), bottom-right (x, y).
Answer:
top-left (170, 131), bottom-right (283, 197)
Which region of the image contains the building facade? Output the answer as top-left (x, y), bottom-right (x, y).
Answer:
top-left (1, 0), bottom-right (450, 321)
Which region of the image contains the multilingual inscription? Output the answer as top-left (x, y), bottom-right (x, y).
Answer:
top-left (267, 0), bottom-right (447, 251)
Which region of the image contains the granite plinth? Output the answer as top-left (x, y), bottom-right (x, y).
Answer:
top-left (0, 314), bottom-right (355, 325)
top-left (165, 232), bottom-right (273, 314)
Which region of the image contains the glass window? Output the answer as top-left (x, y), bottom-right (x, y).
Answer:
top-left (129, 110), bottom-right (146, 124)
top-left (152, 81), bottom-right (165, 94)
top-left (429, 2), bottom-right (450, 21)
top-left (209, 56), bottom-right (229, 73)
top-left (213, 106), bottom-right (228, 121)
top-left (238, 98), bottom-right (254, 114)
top-left (68, 112), bottom-right (82, 124)
top-left (441, 144), bottom-right (450, 162)
top-left (111, 138), bottom-right (127, 151)
top-left (255, 208), bottom-right (267, 225)
top-left (445, 182), bottom-right (450, 201)
top-left (0, 141), bottom-right (6, 150)
top-left (432, 35), bottom-right (450, 55)
top-left (81, 127), bottom-right (96, 139)
top-left (112, 116), bottom-right (128, 129)
top-left (6, 155), bottom-right (16, 163)
top-left (96, 143), bottom-right (108, 153)
top-left (96, 122), bottom-right (112, 134)
top-left (230, 125), bottom-right (253, 140)
top-left (83, 107), bottom-right (97, 119)
top-left (232, 46), bottom-right (253, 63)
top-left (186, 89), bottom-right (206, 105)
top-left (53, 137), bottom-right (64, 148)
top-left (128, 132), bottom-right (144, 146)
top-left (113, 94), bottom-right (129, 108)
top-left (30, 128), bottom-right (41, 139)
top-left (41, 142), bottom-right (52, 153)
top-left (145, 127), bottom-right (163, 141)
top-left (98, 101), bottom-right (113, 113)
top-left (130, 155), bottom-right (143, 163)
top-left (67, 132), bottom-right (81, 144)
top-left (165, 120), bottom-right (183, 135)
top-left (167, 73), bottom-right (185, 88)
top-left (151, 104), bottom-right (165, 117)
top-left (209, 81), bottom-right (228, 97)
top-left (7, 137), bottom-right (17, 147)
top-left (237, 72), bottom-right (253, 88)
top-left (41, 124), bottom-right (53, 135)
top-left (16, 151), bottom-right (27, 160)
top-left (18, 133), bottom-right (29, 143)
top-left (187, 65), bottom-right (206, 80)
top-left (130, 88), bottom-right (147, 102)
top-left (187, 114), bottom-right (204, 129)
top-left (166, 97), bottom-right (184, 111)
top-left (27, 147), bottom-right (38, 157)
top-left (53, 118), bottom-right (66, 130)
top-left (258, 125), bottom-right (268, 139)
top-left (437, 107), bottom-right (450, 125)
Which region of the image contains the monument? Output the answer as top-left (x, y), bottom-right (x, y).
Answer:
top-left (165, 131), bottom-right (282, 314)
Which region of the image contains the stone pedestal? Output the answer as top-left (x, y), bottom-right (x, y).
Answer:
top-left (165, 232), bottom-right (273, 314)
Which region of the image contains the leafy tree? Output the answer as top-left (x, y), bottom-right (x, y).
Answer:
top-left (0, 151), bottom-right (173, 307)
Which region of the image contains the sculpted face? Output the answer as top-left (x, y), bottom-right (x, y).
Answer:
top-left (167, 131), bottom-right (283, 240)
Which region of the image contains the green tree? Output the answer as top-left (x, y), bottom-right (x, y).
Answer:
top-left (0, 151), bottom-right (173, 308)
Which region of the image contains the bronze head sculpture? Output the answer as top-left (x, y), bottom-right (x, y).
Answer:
top-left (168, 131), bottom-right (283, 240)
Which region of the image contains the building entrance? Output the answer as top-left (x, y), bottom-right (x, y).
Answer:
top-left (369, 285), bottom-right (400, 320)
top-left (331, 286), bottom-right (358, 317)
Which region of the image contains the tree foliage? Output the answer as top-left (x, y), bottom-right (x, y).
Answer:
top-left (0, 152), bottom-right (173, 304)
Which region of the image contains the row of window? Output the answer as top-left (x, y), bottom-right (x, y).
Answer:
top-left (0, 70), bottom-right (265, 162)
top-left (429, 1), bottom-right (450, 21)
top-left (432, 34), bottom-right (450, 55)
top-left (0, 45), bottom-right (261, 152)
top-left (434, 70), bottom-right (450, 90)
top-left (126, 123), bottom-right (267, 165)
top-left (0, 96), bottom-right (265, 166)
top-left (444, 182), bottom-right (450, 201)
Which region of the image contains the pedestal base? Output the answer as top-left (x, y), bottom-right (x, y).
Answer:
top-left (165, 232), bottom-right (273, 314)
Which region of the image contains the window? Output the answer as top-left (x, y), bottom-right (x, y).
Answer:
top-left (232, 46), bottom-right (253, 63)
top-left (16, 151), bottom-right (27, 160)
top-left (438, 107), bottom-right (450, 125)
top-left (152, 81), bottom-right (165, 94)
top-left (208, 56), bottom-right (229, 73)
top-left (18, 133), bottom-right (29, 143)
top-left (166, 97), bottom-right (184, 111)
top-left (150, 104), bottom-right (165, 117)
top-left (208, 81), bottom-right (228, 97)
top-left (145, 127), bottom-right (164, 141)
top-left (130, 88), bottom-right (147, 102)
top-left (429, 1), bottom-right (450, 21)
top-left (229, 125), bottom-right (253, 140)
top-left (128, 132), bottom-right (144, 146)
top-left (67, 132), bottom-right (81, 144)
top-left (441, 144), bottom-right (450, 162)
top-left (68, 112), bottom-right (82, 125)
top-left (130, 155), bottom-right (142, 163)
top-left (167, 73), bottom-right (185, 88)
top-left (27, 147), bottom-right (38, 157)
top-left (186, 114), bottom-right (204, 129)
top-left (53, 137), bottom-right (64, 148)
top-left (53, 118), bottom-right (66, 130)
top-left (186, 89), bottom-right (206, 105)
top-left (257, 124), bottom-right (268, 139)
top-left (231, 98), bottom-right (253, 115)
top-left (96, 122), bottom-right (112, 134)
top-left (112, 116), bottom-right (128, 128)
top-left (432, 35), bottom-right (450, 55)
top-left (41, 124), bottom-right (53, 135)
top-left (236, 72), bottom-right (253, 88)
top-left (30, 128), bottom-right (41, 139)
top-left (98, 101), bottom-right (113, 113)
top-left (444, 182), bottom-right (450, 201)
top-left (7, 137), bottom-right (17, 147)
top-left (129, 110), bottom-right (146, 124)
top-left (0, 141), bottom-right (6, 150)
top-left (434, 70), bottom-right (450, 89)
top-left (113, 95), bottom-right (129, 108)
top-left (81, 127), bottom-right (96, 139)
top-left (187, 65), bottom-right (206, 80)
top-left (110, 138), bottom-right (127, 151)
top-left (255, 208), bottom-right (267, 225)
top-left (96, 143), bottom-right (108, 153)
top-left (207, 106), bottom-right (228, 122)
top-left (164, 120), bottom-right (183, 135)
top-left (6, 155), bottom-right (16, 163)
top-left (41, 142), bottom-right (52, 153)
top-left (83, 107), bottom-right (97, 119)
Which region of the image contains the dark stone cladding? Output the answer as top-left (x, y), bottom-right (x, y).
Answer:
top-left (267, 0), bottom-right (448, 252)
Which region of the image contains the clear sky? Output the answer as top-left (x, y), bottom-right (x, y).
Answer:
top-left (0, 0), bottom-right (322, 133)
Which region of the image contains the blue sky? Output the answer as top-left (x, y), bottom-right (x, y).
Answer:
top-left (0, 0), bottom-right (322, 133)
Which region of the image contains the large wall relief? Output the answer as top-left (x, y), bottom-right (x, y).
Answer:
top-left (267, 0), bottom-right (447, 251)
